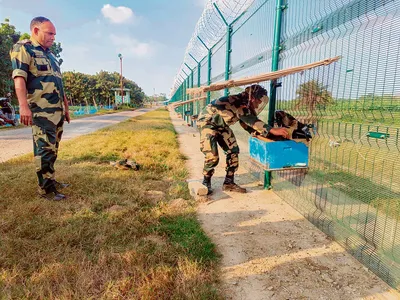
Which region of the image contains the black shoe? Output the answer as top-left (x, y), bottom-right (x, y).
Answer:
top-left (41, 191), bottom-right (66, 201)
top-left (55, 181), bottom-right (70, 190)
top-left (202, 176), bottom-right (213, 195)
top-left (205, 186), bottom-right (213, 195)
top-left (222, 182), bottom-right (247, 193)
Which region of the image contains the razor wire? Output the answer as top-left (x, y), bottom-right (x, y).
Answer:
top-left (171, 0), bottom-right (255, 95)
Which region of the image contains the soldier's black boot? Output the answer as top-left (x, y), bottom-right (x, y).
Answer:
top-left (202, 176), bottom-right (213, 195)
top-left (222, 175), bottom-right (247, 193)
top-left (39, 187), bottom-right (66, 201)
top-left (38, 181), bottom-right (67, 201)
top-left (55, 181), bottom-right (70, 190)
top-left (41, 191), bottom-right (67, 201)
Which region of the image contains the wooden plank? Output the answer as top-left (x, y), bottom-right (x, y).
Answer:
top-left (186, 56), bottom-right (341, 95)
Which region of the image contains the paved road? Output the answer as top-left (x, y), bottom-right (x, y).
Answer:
top-left (0, 108), bottom-right (155, 163)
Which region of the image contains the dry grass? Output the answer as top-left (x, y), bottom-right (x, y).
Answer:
top-left (0, 109), bottom-right (221, 299)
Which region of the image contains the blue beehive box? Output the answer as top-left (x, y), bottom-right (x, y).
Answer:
top-left (249, 136), bottom-right (309, 170)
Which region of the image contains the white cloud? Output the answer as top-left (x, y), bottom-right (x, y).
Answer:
top-left (101, 4), bottom-right (134, 24)
top-left (110, 34), bottom-right (154, 58)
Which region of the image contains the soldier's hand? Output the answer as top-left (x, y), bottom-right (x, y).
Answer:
top-left (269, 127), bottom-right (289, 139)
top-left (19, 105), bottom-right (32, 126)
top-left (65, 110), bottom-right (71, 124)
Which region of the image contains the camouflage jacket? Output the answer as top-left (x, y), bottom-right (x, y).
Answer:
top-left (10, 38), bottom-right (64, 114)
top-left (197, 94), bottom-right (272, 135)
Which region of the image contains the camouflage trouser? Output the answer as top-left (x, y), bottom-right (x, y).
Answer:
top-left (32, 111), bottom-right (64, 193)
top-left (200, 124), bottom-right (240, 177)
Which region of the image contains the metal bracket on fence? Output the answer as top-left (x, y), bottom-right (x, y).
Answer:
top-left (366, 132), bottom-right (390, 139)
top-left (312, 25), bottom-right (323, 33)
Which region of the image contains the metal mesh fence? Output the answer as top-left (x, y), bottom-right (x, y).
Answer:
top-left (169, 0), bottom-right (400, 289)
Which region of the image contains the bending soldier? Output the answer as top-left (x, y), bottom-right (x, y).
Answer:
top-left (197, 84), bottom-right (289, 194)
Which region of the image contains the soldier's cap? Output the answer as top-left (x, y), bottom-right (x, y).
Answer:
top-left (245, 84), bottom-right (268, 102)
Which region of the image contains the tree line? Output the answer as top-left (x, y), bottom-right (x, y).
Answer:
top-left (63, 71), bottom-right (145, 107)
top-left (0, 19), bottom-right (146, 107)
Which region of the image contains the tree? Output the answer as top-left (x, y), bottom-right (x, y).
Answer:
top-left (0, 19), bottom-right (20, 98)
top-left (19, 32), bottom-right (30, 40)
top-left (95, 70), bottom-right (117, 105)
top-left (124, 78), bottom-right (145, 106)
top-left (62, 70), bottom-right (147, 108)
top-left (295, 80), bottom-right (333, 117)
top-left (83, 74), bottom-right (98, 108)
top-left (50, 42), bottom-right (63, 65)
top-left (63, 71), bottom-right (89, 106)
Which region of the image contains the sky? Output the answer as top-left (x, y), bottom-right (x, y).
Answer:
top-left (0, 0), bottom-right (206, 96)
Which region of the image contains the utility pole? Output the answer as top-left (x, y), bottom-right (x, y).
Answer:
top-left (118, 53), bottom-right (123, 105)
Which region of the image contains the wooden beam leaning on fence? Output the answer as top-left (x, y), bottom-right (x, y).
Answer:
top-left (170, 96), bottom-right (207, 108)
top-left (185, 56), bottom-right (341, 96)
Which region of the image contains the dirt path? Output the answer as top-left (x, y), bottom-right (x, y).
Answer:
top-left (0, 108), bottom-right (155, 163)
top-left (170, 108), bottom-right (400, 300)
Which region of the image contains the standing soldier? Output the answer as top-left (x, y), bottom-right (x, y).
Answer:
top-left (10, 16), bottom-right (70, 201)
top-left (197, 84), bottom-right (289, 194)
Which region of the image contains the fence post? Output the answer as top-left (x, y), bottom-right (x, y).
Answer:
top-left (189, 53), bottom-right (202, 115)
top-left (197, 63), bottom-right (201, 87)
top-left (268, 0), bottom-right (286, 126)
top-left (185, 77), bottom-right (189, 123)
top-left (225, 25), bottom-right (233, 97)
top-left (185, 63), bottom-right (194, 125)
top-left (207, 49), bottom-right (212, 103)
top-left (180, 74), bottom-right (186, 119)
top-left (197, 36), bottom-right (212, 104)
top-left (182, 70), bottom-right (189, 122)
top-left (213, 3), bottom-right (231, 97)
top-left (189, 53), bottom-right (201, 88)
top-left (190, 70), bottom-right (194, 123)
top-left (265, 0), bottom-right (286, 189)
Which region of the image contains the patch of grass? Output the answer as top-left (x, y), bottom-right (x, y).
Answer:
top-left (309, 169), bottom-right (400, 216)
top-left (0, 109), bottom-right (221, 299)
top-left (157, 214), bottom-right (220, 266)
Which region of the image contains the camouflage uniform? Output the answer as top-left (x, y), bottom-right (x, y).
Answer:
top-left (197, 93), bottom-right (272, 177)
top-left (10, 38), bottom-right (65, 194)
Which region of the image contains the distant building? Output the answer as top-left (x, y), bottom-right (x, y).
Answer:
top-left (111, 87), bottom-right (131, 104)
